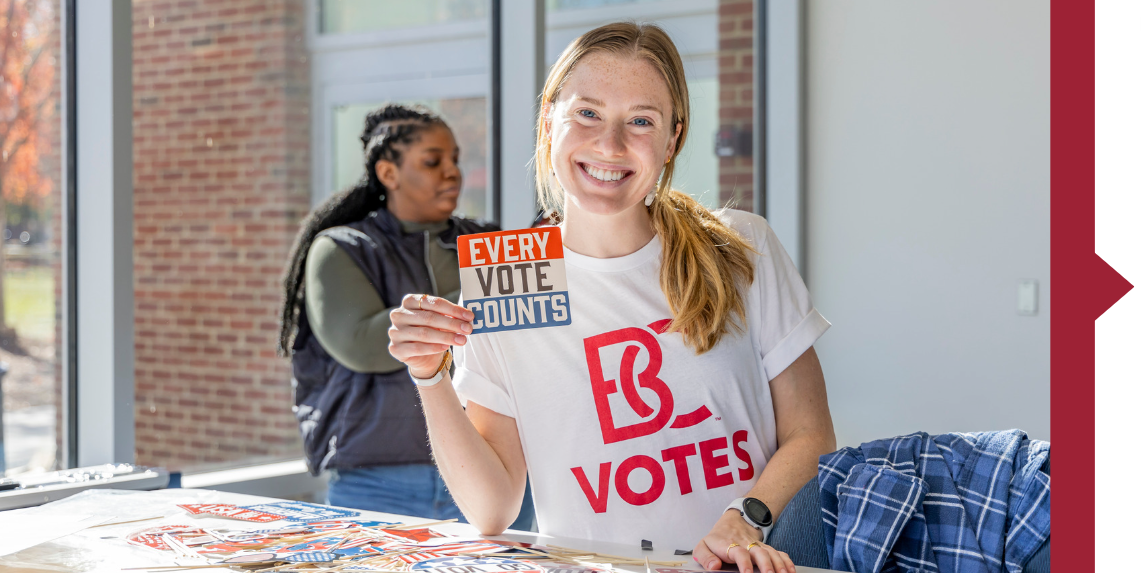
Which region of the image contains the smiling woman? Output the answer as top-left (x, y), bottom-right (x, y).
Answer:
top-left (388, 21), bottom-right (836, 573)
top-left (541, 53), bottom-right (679, 221)
top-left (535, 26), bottom-right (755, 354)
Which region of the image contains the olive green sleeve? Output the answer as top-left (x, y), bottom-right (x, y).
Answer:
top-left (441, 287), bottom-right (462, 305)
top-left (304, 236), bottom-right (406, 373)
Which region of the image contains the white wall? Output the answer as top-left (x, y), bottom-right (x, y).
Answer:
top-left (804, 1), bottom-right (1050, 446)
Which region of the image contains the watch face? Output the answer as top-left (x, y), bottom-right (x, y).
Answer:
top-left (742, 498), bottom-right (773, 527)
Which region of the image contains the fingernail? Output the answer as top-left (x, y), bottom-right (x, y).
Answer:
top-left (461, 323), bottom-right (472, 333)
top-left (706, 562), bottom-right (717, 570)
top-left (454, 334), bottom-right (467, 345)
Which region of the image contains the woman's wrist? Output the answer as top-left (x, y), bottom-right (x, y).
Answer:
top-left (410, 367), bottom-right (439, 380)
top-left (409, 364), bottom-right (437, 379)
top-left (409, 351), bottom-right (450, 382)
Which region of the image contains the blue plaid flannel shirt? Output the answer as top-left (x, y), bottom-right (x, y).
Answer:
top-left (818, 430), bottom-right (1050, 573)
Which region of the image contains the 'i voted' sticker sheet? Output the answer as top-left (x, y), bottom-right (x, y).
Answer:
top-left (459, 227), bottom-right (571, 334)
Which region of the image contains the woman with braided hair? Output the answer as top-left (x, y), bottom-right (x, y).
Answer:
top-left (278, 103), bottom-right (498, 517)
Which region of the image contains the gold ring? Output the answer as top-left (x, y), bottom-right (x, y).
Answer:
top-left (746, 542), bottom-right (760, 551)
top-left (418, 294), bottom-right (428, 310)
top-left (726, 543), bottom-right (739, 554)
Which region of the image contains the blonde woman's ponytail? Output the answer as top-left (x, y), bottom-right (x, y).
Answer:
top-left (649, 189), bottom-right (755, 354)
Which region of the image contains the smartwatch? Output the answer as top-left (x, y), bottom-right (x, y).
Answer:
top-left (725, 497), bottom-right (774, 542)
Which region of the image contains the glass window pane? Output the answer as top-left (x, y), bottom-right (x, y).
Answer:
top-left (672, 78), bottom-right (719, 210)
top-left (333, 98), bottom-right (489, 221)
top-left (1, 0), bottom-right (63, 477)
top-left (321, 0), bottom-right (488, 34)
top-left (548, 0), bottom-right (663, 11)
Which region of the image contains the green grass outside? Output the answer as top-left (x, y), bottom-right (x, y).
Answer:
top-left (4, 266), bottom-right (54, 341)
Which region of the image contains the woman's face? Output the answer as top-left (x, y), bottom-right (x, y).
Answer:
top-left (547, 52), bottom-right (680, 217)
top-left (376, 125), bottom-right (462, 223)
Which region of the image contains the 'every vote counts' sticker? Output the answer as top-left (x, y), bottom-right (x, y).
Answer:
top-left (458, 227), bottom-right (570, 334)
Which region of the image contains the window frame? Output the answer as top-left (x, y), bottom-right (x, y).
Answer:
top-left (68, 0), bottom-right (135, 468)
top-left (62, 0), bottom-right (78, 469)
top-left (307, 0), bottom-right (490, 49)
top-left (545, 0), bottom-right (719, 78)
top-left (314, 75), bottom-right (492, 209)
top-left (306, 0), bottom-right (495, 214)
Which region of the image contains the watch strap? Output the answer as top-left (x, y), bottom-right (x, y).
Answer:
top-left (725, 497), bottom-right (754, 527)
top-left (410, 350), bottom-right (452, 387)
top-left (759, 522), bottom-right (773, 544)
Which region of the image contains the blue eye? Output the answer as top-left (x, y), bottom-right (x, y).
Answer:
top-left (579, 109), bottom-right (598, 119)
top-left (632, 118), bottom-right (651, 127)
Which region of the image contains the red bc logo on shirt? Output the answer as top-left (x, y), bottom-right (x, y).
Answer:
top-left (582, 319), bottom-right (713, 443)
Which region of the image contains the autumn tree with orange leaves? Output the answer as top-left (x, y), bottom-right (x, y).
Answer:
top-left (0, 0), bottom-right (56, 350)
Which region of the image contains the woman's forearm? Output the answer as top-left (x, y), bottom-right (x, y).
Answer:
top-left (417, 374), bottom-right (526, 534)
top-left (387, 293), bottom-right (524, 532)
top-left (752, 346), bottom-right (836, 520)
top-left (692, 430), bottom-right (832, 572)
top-left (745, 429), bottom-right (836, 521)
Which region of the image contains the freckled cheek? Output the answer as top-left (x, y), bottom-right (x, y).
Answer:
top-left (550, 134), bottom-right (583, 169)
top-left (626, 137), bottom-right (662, 169)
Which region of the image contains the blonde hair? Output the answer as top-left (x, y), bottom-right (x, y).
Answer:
top-left (535, 22), bottom-right (756, 354)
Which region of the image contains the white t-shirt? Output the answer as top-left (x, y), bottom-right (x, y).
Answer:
top-left (453, 210), bottom-right (830, 551)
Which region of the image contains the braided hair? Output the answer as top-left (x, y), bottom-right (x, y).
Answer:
top-left (277, 103), bottom-right (447, 355)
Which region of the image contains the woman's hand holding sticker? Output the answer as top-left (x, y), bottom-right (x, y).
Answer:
top-left (389, 293), bottom-right (474, 379)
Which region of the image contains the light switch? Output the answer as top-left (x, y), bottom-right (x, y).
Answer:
top-left (1017, 279), bottom-right (1038, 316)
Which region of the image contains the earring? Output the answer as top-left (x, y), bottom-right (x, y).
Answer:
top-left (645, 192), bottom-right (655, 207)
top-left (379, 193), bottom-right (386, 201)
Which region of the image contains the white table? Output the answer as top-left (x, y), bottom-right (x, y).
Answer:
top-left (0, 488), bottom-right (842, 573)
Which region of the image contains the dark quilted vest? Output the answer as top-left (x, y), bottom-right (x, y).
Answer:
top-left (291, 208), bottom-right (498, 474)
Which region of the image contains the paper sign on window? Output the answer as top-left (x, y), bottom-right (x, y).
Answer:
top-left (458, 227), bottom-right (571, 334)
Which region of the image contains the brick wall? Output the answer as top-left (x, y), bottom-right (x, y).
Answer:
top-left (132, 0), bottom-right (309, 470)
top-left (718, 0), bottom-right (754, 211)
